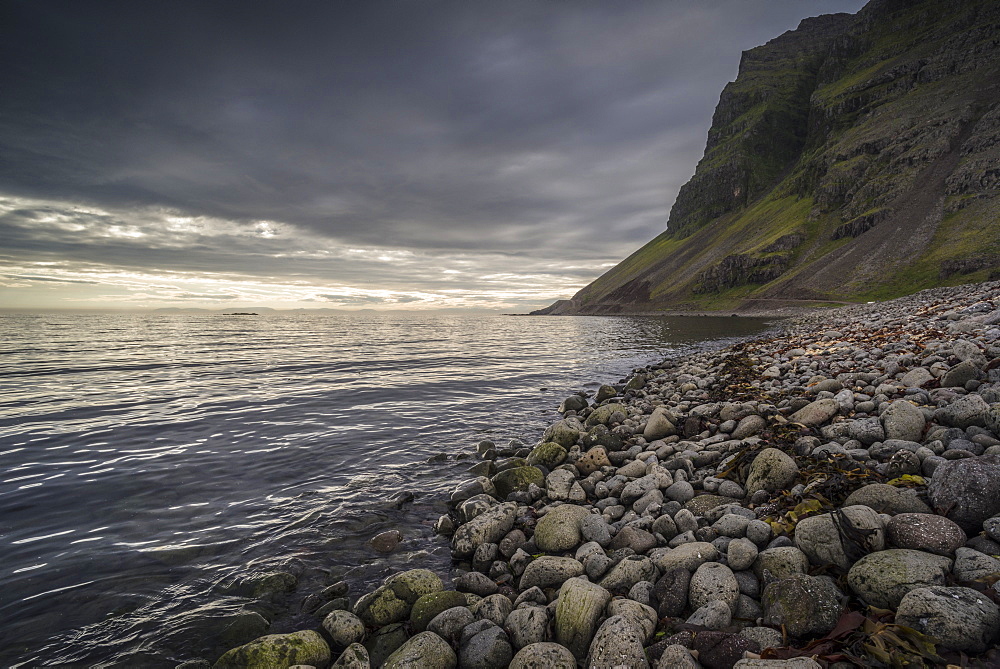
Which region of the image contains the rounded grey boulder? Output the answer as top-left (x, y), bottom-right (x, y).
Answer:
top-left (928, 455), bottom-right (1000, 532)
top-left (885, 513), bottom-right (966, 556)
top-left (554, 577), bottom-right (611, 659)
top-left (846, 549), bottom-right (951, 609)
top-left (688, 562), bottom-right (739, 613)
top-left (744, 448), bottom-right (798, 496)
top-left (533, 504), bottom-right (590, 552)
top-left (322, 610), bottom-right (366, 647)
top-left (382, 631), bottom-right (456, 669)
top-left (761, 574), bottom-right (843, 638)
top-left (793, 506), bottom-right (884, 570)
top-left (509, 642), bottom-right (577, 669)
top-left (586, 615), bottom-right (649, 669)
top-left (895, 585), bottom-right (999, 653)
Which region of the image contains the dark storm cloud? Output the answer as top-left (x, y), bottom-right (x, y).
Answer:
top-left (0, 0), bottom-right (867, 267)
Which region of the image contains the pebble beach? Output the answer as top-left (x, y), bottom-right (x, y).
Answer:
top-left (204, 280), bottom-right (1000, 669)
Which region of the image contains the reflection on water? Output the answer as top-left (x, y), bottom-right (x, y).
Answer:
top-left (0, 312), bottom-right (773, 666)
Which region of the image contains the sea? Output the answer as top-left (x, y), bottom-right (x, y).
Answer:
top-left (0, 311), bottom-right (774, 666)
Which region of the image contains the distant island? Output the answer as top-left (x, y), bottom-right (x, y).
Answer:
top-left (222, 312), bottom-right (258, 316)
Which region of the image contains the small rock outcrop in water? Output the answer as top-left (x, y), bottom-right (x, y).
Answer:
top-left (202, 280), bottom-right (1000, 667)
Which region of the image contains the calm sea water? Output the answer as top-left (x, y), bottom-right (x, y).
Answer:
top-left (0, 312), bottom-right (773, 666)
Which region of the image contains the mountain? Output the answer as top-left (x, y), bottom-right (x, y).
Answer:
top-left (537, 0), bottom-right (1000, 315)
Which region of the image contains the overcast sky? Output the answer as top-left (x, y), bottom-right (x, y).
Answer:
top-left (0, 0), bottom-right (866, 311)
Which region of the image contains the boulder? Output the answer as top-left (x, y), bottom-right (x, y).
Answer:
top-left (409, 591), bottom-right (469, 632)
top-left (900, 367), bottom-right (934, 388)
top-left (643, 407), bottom-right (677, 440)
top-left (451, 502), bottom-right (518, 558)
top-left (576, 447), bottom-right (612, 475)
top-left (688, 562), bottom-right (740, 613)
top-left (543, 420), bottom-right (580, 448)
top-left (753, 547), bottom-right (809, 580)
top-left (322, 610), bottom-right (366, 648)
top-left (212, 630), bottom-right (330, 669)
top-left (686, 600), bottom-right (732, 630)
top-left (653, 542), bottom-right (720, 573)
top-left (554, 577), bottom-right (612, 659)
top-left (761, 574), bottom-right (843, 638)
top-left (331, 643), bottom-right (369, 669)
top-left (492, 466), bottom-right (545, 500)
top-left (953, 546), bottom-right (1000, 581)
top-left (744, 449), bottom-right (798, 496)
top-left (384, 569), bottom-right (443, 604)
top-left (598, 554), bottom-right (656, 593)
top-left (519, 556), bottom-right (584, 590)
top-left (459, 625), bottom-right (513, 669)
top-left (940, 361), bottom-right (982, 389)
top-left (353, 587), bottom-right (410, 627)
top-left (427, 606), bottom-right (475, 643)
top-left (382, 631), bottom-right (456, 669)
top-left (793, 506), bottom-right (884, 570)
top-left (504, 606), bottom-right (549, 650)
top-left (533, 504), bottom-right (591, 552)
top-left (928, 455), bottom-right (1000, 532)
top-left (509, 642), bottom-right (577, 669)
top-left (586, 615), bottom-right (649, 669)
top-left (885, 513), bottom-right (966, 556)
top-left (880, 400), bottom-right (926, 442)
top-left (526, 442), bottom-right (567, 468)
top-left (789, 399), bottom-right (839, 426)
top-left (653, 567), bottom-right (691, 618)
top-left (895, 586), bottom-right (999, 653)
top-left (936, 393), bottom-right (990, 428)
top-left (847, 549), bottom-right (951, 608)
top-left (843, 483), bottom-right (931, 515)
top-left (587, 403), bottom-right (628, 426)
top-left (362, 623), bottom-right (408, 668)
top-left (733, 415), bottom-right (767, 440)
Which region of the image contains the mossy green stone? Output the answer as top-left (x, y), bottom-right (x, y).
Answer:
top-left (385, 568), bottom-right (443, 604)
top-left (363, 623), bottom-right (409, 668)
top-left (586, 403), bottom-right (628, 426)
top-left (543, 421), bottom-right (581, 448)
top-left (495, 457), bottom-right (529, 472)
top-left (409, 590), bottom-right (469, 631)
top-left (212, 630), bottom-right (330, 669)
top-left (491, 466), bottom-right (544, 500)
top-left (526, 442), bottom-right (568, 468)
top-left (383, 631), bottom-right (457, 669)
top-left (249, 571), bottom-right (297, 598)
top-left (353, 585), bottom-right (410, 627)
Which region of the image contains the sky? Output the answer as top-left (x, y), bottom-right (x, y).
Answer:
top-left (0, 0), bottom-right (867, 312)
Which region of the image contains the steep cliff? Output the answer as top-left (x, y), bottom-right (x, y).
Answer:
top-left (538, 0), bottom-right (1000, 315)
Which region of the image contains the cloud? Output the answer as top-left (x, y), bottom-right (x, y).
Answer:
top-left (2, 274), bottom-right (100, 285)
top-left (0, 0), bottom-right (867, 309)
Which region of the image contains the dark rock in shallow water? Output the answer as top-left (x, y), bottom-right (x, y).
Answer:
top-left (369, 529), bottom-right (403, 553)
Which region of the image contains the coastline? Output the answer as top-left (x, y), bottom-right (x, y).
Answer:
top-left (203, 280), bottom-right (1000, 668)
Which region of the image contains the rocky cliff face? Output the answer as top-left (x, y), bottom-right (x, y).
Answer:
top-left (538, 0), bottom-right (1000, 315)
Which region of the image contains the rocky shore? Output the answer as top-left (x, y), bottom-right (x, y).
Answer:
top-left (203, 280), bottom-right (1000, 668)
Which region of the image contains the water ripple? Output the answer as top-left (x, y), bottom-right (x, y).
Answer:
top-left (0, 312), bottom-right (772, 666)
